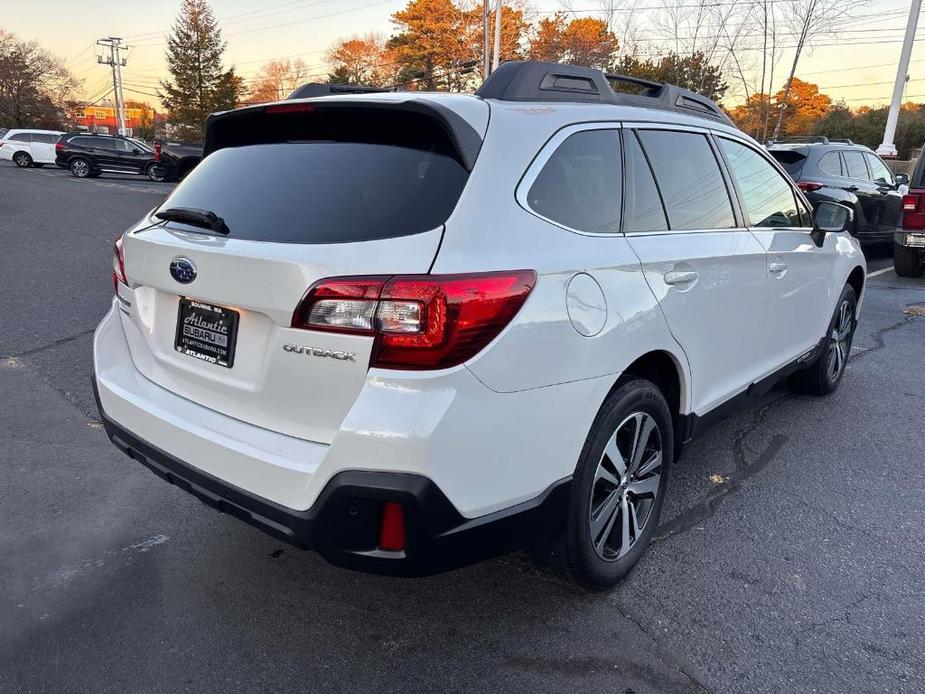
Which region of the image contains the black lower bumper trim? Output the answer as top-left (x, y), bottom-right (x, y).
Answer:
top-left (92, 376), bottom-right (571, 576)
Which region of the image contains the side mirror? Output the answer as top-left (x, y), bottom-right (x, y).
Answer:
top-left (895, 172), bottom-right (910, 187)
top-left (811, 201), bottom-right (853, 246)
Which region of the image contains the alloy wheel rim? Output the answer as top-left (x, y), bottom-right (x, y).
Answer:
top-left (15, 154), bottom-right (28, 166)
top-left (149, 166), bottom-right (166, 181)
top-left (589, 411), bottom-right (663, 561)
top-left (73, 161), bottom-right (88, 176)
top-left (827, 299), bottom-right (852, 382)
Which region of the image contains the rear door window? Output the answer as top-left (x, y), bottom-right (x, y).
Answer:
top-left (158, 109), bottom-right (470, 243)
top-left (637, 129), bottom-right (735, 230)
top-left (33, 134), bottom-right (58, 144)
top-left (719, 138), bottom-right (802, 228)
top-left (526, 128), bottom-right (622, 234)
top-left (818, 152), bottom-right (843, 176)
top-left (624, 131), bottom-right (668, 232)
top-left (842, 151), bottom-right (870, 180)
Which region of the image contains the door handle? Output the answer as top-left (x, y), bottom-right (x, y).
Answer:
top-left (769, 261), bottom-right (788, 274)
top-left (664, 270), bottom-right (698, 285)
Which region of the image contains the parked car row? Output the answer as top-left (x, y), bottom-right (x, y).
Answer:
top-left (766, 136), bottom-right (923, 277)
top-left (0, 128), bottom-right (202, 182)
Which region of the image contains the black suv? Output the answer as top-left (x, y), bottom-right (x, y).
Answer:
top-left (54, 133), bottom-right (198, 182)
top-left (767, 137), bottom-right (905, 245)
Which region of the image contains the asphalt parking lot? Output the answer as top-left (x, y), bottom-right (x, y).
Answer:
top-left (1, 160), bottom-right (922, 693)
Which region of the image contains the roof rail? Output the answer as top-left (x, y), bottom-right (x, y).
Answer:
top-left (767, 135), bottom-right (830, 145)
top-left (475, 60), bottom-right (732, 125)
top-left (829, 138), bottom-right (855, 144)
top-left (287, 83), bottom-right (392, 99)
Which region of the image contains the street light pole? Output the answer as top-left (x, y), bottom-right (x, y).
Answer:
top-left (877, 0), bottom-right (922, 157)
top-left (483, 0), bottom-right (490, 79)
top-left (492, 0), bottom-right (502, 73)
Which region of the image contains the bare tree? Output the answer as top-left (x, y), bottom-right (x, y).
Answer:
top-left (0, 30), bottom-right (80, 128)
top-left (771, 0), bottom-right (866, 138)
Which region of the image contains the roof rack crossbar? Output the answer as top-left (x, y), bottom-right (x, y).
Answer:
top-left (475, 61), bottom-right (732, 125)
top-left (287, 83), bottom-right (392, 99)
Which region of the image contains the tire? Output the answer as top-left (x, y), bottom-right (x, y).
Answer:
top-left (537, 378), bottom-right (673, 591)
top-left (894, 243), bottom-right (924, 278)
top-left (146, 163), bottom-right (168, 182)
top-left (13, 151), bottom-right (32, 168)
top-left (790, 285), bottom-right (857, 396)
top-left (69, 158), bottom-right (91, 178)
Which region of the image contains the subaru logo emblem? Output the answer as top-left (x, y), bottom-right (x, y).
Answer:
top-left (169, 257), bottom-right (197, 284)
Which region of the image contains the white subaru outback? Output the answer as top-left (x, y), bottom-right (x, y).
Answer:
top-left (93, 62), bottom-right (865, 589)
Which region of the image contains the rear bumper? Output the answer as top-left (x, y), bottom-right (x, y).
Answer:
top-left (93, 377), bottom-right (570, 576)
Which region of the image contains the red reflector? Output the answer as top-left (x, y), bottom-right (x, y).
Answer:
top-left (265, 103), bottom-right (316, 115)
top-left (112, 234), bottom-right (127, 293)
top-left (902, 194), bottom-right (919, 211)
top-left (378, 502), bottom-right (405, 551)
top-left (797, 181), bottom-right (824, 192)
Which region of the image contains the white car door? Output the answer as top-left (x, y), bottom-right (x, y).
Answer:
top-left (624, 126), bottom-right (772, 415)
top-left (715, 136), bottom-right (835, 366)
top-left (31, 133), bottom-right (61, 163)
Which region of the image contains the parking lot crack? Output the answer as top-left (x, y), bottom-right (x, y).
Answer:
top-left (2, 327), bottom-right (97, 360)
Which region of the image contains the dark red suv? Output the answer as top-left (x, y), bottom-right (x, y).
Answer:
top-left (897, 151), bottom-right (925, 277)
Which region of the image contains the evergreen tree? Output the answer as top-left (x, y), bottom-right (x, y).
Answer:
top-left (159, 0), bottom-right (242, 140)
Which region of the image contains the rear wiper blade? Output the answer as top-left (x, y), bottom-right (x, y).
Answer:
top-left (154, 206), bottom-right (230, 235)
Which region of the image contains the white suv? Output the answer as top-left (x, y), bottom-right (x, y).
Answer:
top-left (0, 128), bottom-right (65, 167)
top-left (93, 62), bottom-right (865, 589)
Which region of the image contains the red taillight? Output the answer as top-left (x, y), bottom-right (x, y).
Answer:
top-left (291, 270), bottom-right (537, 370)
top-left (265, 103), bottom-right (316, 115)
top-left (55, 141), bottom-right (65, 151)
top-left (797, 181), bottom-right (824, 192)
top-left (112, 235), bottom-right (127, 293)
top-left (902, 194), bottom-right (919, 212)
top-left (378, 501), bottom-right (405, 551)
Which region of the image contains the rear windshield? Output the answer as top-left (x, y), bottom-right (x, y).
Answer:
top-left (156, 110), bottom-right (469, 244)
top-left (768, 149), bottom-right (806, 177)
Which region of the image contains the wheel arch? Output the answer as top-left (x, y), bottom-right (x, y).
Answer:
top-left (609, 350), bottom-right (689, 458)
top-left (12, 149), bottom-right (31, 162)
top-left (846, 265), bottom-right (865, 315)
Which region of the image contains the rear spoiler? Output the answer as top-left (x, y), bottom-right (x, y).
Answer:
top-left (203, 99), bottom-right (484, 172)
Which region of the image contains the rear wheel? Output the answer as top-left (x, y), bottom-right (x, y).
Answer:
top-left (69, 158), bottom-right (91, 178)
top-left (894, 243), bottom-right (924, 278)
top-left (790, 285), bottom-right (857, 396)
top-left (13, 151), bottom-right (32, 168)
top-left (146, 163), bottom-right (168, 182)
top-left (538, 378), bottom-right (672, 591)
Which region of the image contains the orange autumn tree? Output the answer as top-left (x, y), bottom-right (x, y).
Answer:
top-left (248, 58), bottom-right (310, 103)
top-left (528, 13), bottom-right (619, 69)
top-left (774, 78), bottom-right (832, 135)
top-left (326, 34), bottom-right (397, 86)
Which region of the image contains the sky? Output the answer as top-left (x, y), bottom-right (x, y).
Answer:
top-left (3, 0), bottom-right (923, 109)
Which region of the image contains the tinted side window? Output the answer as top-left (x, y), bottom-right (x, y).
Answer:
top-left (818, 152), bottom-right (842, 176)
top-left (719, 138), bottom-right (801, 228)
top-left (842, 151), bottom-right (869, 180)
top-left (624, 131), bottom-right (668, 232)
top-left (865, 153), bottom-right (894, 184)
top-left (526, 129), bottom-right (621, 233)
top-left (637, 130), bottom-right (735, 230)
top-left (9, 133), bottom-right (30, 142)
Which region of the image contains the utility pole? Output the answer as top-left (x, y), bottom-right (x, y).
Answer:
top-left (483, 0), bottom-right (491, 79)
top-left (877, 0), bottom-right (921, 157)
top-left (492, 0), bottom-right (502, 73)
top-left (97, 37), bottom-right (128, 136)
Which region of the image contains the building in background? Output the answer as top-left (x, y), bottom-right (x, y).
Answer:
top-left (73, 99), bottom-right (161, 140)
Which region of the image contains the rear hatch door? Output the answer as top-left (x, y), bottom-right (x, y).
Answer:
top-left (119, 98), bottom-right (486, 444)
